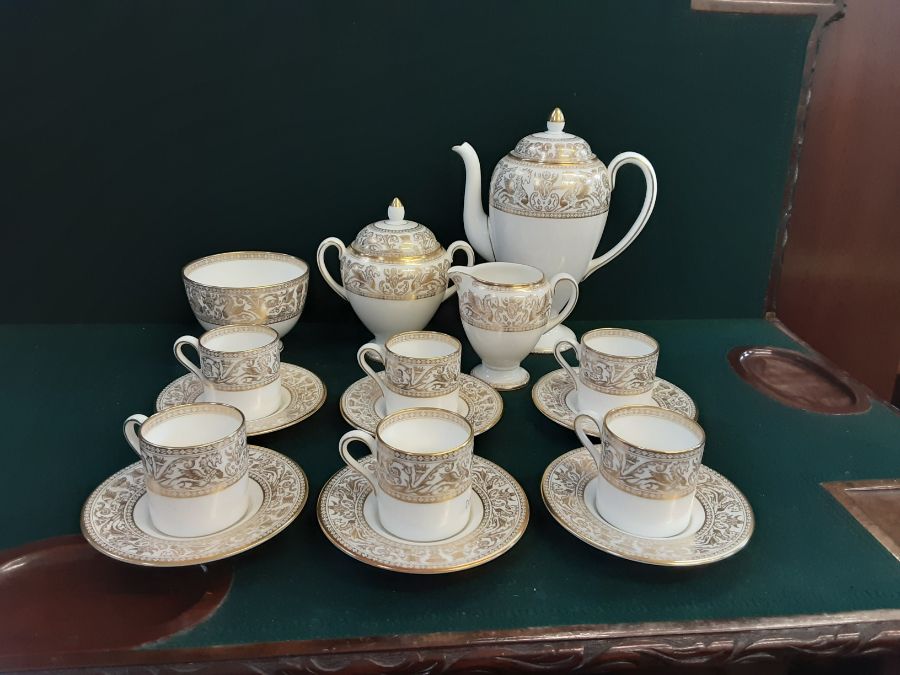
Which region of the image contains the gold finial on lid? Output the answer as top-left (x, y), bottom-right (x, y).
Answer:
top-left (391, 197), bottom-right (403, 208)
top-left (549, 107), bottom-right (565, 123)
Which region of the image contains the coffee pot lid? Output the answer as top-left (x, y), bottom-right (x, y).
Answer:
top-left (509, 108), bottom-right (597, 165)
top-left (350, 198), bottom-right (443, 260)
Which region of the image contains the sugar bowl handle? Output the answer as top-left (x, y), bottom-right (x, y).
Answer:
top-left (316, 237), bottom-right (348, 300)
top-left (338, 430), bottom-right (379, 492)
top-left (357, 343), bottom-right (389, 400)
top-left (545, 273), bottom-right (579, 331)
top-left (442, 241), bottom-right (475, 302)
top-left (584, 152), bottom-right (657, 279)
top-left (173, 336), bottom-right (204, 381)
top-left (574, 412), bottom-right (606, 468)
top-left (123, 414), bottom-right (149, 459)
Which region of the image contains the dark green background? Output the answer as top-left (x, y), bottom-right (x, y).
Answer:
top-left (0, 0), bottom-right (811, 323)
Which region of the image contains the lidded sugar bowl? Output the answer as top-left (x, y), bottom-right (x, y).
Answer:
top-left (317, 198), bottom-right (474, 345)
top-left (453, 108), bottom-right (657, 353)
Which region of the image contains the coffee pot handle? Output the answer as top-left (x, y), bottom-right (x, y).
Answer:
top-left (174, 336), bottom-right (204, 381)
top-left (442, 241), bottom-right (475, 302)
top-left (553, 339), bottom-right (581, 387)
top-left (357, 343), bottom-right (389, 400)
top-left (574, 412), bottom-right (606, 468)
top-left (123, 414), bottom-right (148, 459)
top-left (584, 152), bottom-right (657, 279)
top-left (545, 273), bottom-right (579, 331)
top-left (338, 430), bottom-right (379, 492)
top-left (316, 237), bottom-right (348, 300)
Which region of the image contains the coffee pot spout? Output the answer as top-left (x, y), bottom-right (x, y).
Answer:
top-left (451, 142), bottom-right (495, 262)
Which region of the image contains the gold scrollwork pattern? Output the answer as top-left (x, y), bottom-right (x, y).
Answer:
top-left (384, 360), bottom-right (459, 398)
top-left (340, 257), bottom-right (450, 300)
top-left (201, 343), bottom-right (280, 392)
top-left (458, 289), bottom-right (550, 332)
top-left (599, 423), bottom-right (703, 501)
top-left (351, 224), bottom-right (440, 259)
top-left (184, 276), bottom-right (308, 327)
top-left (511, 137), bottom-right (595, 164)
top-left (580, 350), bottom-right (658, 396)
top-left (490, 157), bottom-right (611, 219)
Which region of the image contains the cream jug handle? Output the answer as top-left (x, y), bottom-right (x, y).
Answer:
top-left (553, 339), bottom-right (581, 387)
top-left (123, 414), bottom-right (148, 459)
top-left (173, 336), bottom-right (204, 382)
top-left (357, 343), bottom-right (389, 400)
top-left (584, 152), bottom-right (657, 279)
top-left (544, 273), bottom-right (579, 331)
top-left (338, 429), bottom-right (379, 492)
top-left (442, 241), bottom-right (475, 302)
top-left (316, 237), bottom-right (348, 300)
top-left (574, 412), bottom-right (606, 468)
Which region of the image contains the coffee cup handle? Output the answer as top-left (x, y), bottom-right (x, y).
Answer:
top-left (174, 336), bottom-right (204, 381)
top-left (357, 343), bottom-right (389, 400)
top-left (338, 430), bottom-right (379, 492)
top-left (553, 339), bottom-right (580, 386)
top-left (545, 273), bottom-right (579, 331)
top-left (574, 412), bottom-right (606, 468)
top-left (123, 414), bottom-right (148, 459)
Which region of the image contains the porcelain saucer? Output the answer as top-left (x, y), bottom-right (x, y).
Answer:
top-left (340, 373), bottom-right (503, 435)
top-left (81, 446), bottom-right (307, 567)
top-left (541, 448), bottom-right (753, 566)
top-left (532, 368), bottom-right (697, 436)
top-left (318, 455), bottom-right (528, 574)
top-left (156, 363), bottom-right (326, 436)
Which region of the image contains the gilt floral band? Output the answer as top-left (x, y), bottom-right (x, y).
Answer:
top-left (198, 326), bottom-right (281, 392)
top-left (383, 332), bottom-right (461, 398)
top-left (599, 407), bottom-right (704, 501)
top-left (579, 328), bottom-right (659, 395)
top-left (458, 289), bottom-right (551, 333)
top-left (375, 409), bottom-right (473, 504)
top-left (137, 404), bottom-right (248, 499)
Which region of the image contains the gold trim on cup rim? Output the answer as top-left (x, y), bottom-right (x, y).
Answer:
top-left (384, 331), bottom-right (462, 362)
top-left (581, 328), bottom-right (660, 360)
top-left (137, 402), bottom-right (246, 454)
top-left (601, 405), bottom-right (705, 456)
top-left (375, 407), bottom-right (474, 458)
top-left (197, 325), bottom-right (281, 357)
top-left (182, 251), bottom-right (310, 292)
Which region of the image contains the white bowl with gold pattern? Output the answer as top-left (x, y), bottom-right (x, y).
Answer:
top-left (541, 448), bottom-right (753, 566)
top-left (82, 445), bottom-right (307, 567)
top-left (317, 198), bottom-right (474, 347)
top-left (453, 109), bottom-right (657, 352)
top-left (183, 251), bottom-right (309, 338)
top-left (318, 454), bottom-right (528, 573)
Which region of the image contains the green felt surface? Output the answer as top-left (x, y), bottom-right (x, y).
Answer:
top-left (1, 319), bottom-right (897, 651)
top-left (0, 0), bottom-right (812, 322)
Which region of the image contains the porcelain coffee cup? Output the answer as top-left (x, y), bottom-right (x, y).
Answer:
top-left (575, 406), bottom-right (705, 538)
top-left (123, 403), bottom-right (249, 537)
top-left (174, 325), bottom-right (283, 420)
top-left (555, 328), bottom-right (659, 416)
top-left (357, 331), bottom-right (462, 414)
top-left (338, 408), bottom-right (474, 542)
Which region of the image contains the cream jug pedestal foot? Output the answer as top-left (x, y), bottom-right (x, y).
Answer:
top-left (533, 323), bottom-right (577, 354)
top-left (471, 364), bottom-right (530, 391)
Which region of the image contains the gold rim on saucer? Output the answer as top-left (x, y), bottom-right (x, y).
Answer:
top-left (156, 363), bottom-right (326, 436)
top-left (339, 373), bottom-right (502, 436)
top-left (81, 446), bottom-right (307, 567)
top-left (318, 455), bottom-right (528, 574)
top-left (531, 368), bottom-right (697, 436)
top-left (541, 448), bottom-right (753, 566)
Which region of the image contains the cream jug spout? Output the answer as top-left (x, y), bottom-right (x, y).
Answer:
top-left (446, 265), bottom-right (472, 288)
top-left (451, 142), bottom-right (495, 262)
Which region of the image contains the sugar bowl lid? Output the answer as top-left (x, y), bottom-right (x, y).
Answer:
top-left (509, 108), bottom-right (597, 165)
top-left (349, 198), bottom-right (443, 260)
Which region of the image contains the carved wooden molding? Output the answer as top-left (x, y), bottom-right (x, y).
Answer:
top-left (6, 610), bottom-right (899, 672)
